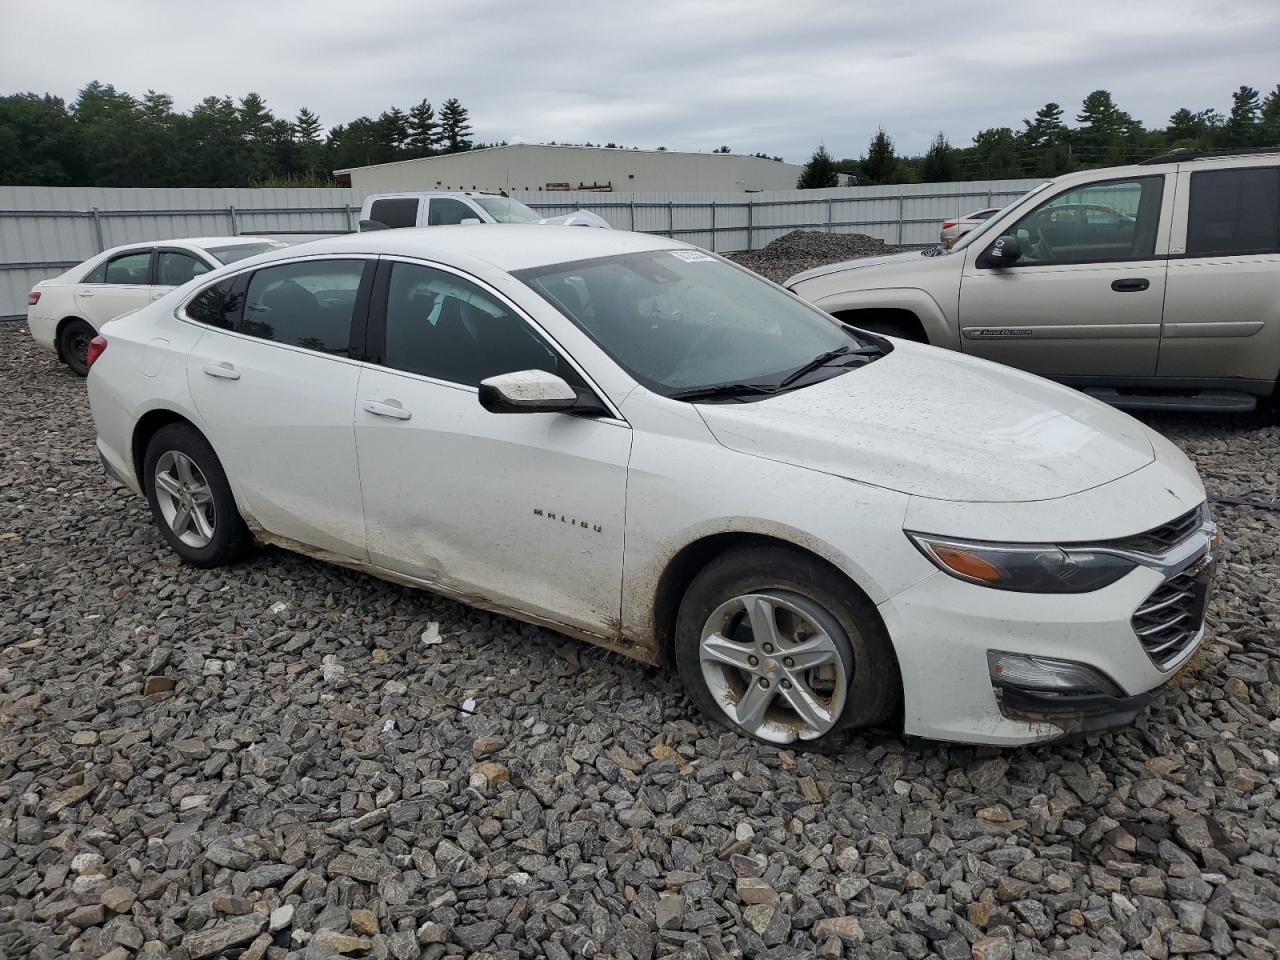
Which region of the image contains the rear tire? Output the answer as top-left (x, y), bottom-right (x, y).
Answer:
top-left (59, 319), bottom-right (96, 377)
top-left (143, 424), bottom-right (250, 567)
top-left (674, 545), bottom-right (899, 749)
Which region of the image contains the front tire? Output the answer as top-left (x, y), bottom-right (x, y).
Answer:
top-left (59, 319), bottom-right (96, 377)
top-left (143, 424), bottom-right (250, 567)
top-left (674, 546), bottom-right (899, 748)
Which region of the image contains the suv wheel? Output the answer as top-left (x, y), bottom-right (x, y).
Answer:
top-left (674, 546), bottom-right (899, 747)
top-left (143, 424), bottom-right (250, 567)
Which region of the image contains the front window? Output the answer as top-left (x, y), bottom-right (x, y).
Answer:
top-left (950, 183), bottom-right (1051, 253)
top-left (474, 197), bottom-right (542, 223)
top-left (517, 250), bottom-right (880, 398)
top-left (1000, 176), bottom-right (1165, 265)
top-left (206, 242), bottom-right (287, 265)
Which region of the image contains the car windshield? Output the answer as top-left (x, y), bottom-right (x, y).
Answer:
top-left (205, 241), bottom-right (288, 264)
top-left (474, 197), bottom-right (543, 223)
top-left (948, 183), bottom-right (1052, 253)
top-left (516, 250), bottom-right (881, 399)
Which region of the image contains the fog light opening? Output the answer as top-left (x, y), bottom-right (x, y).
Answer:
top-left (987, 651), bottom-right (1123, 698)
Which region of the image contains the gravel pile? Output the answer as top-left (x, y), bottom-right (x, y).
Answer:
top-left (1, 322), bottom-right (1278, 960)
top-left (728, 231), bottom-right (908, 284)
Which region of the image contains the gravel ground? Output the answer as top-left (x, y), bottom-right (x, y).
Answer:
top-left (727, 231), bottom-right (908, 284)
top-left (1, 308), bottom-right (1278, 960)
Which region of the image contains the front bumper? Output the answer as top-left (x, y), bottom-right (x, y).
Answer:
top-left (878, 526), bottom-right (1214, 746)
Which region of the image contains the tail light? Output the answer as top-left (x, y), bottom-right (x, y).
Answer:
top-left (86, 336), bottom-right (107, 371)
top-left (942, 222), bottom-right (956, 230)
top-left (27, 291), bottom-right (41, 306)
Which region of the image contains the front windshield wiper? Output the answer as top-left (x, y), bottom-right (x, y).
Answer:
top-left (667, 382), bottom-right (779, 403)
top-left (776, 344), bottom-right (881, 389)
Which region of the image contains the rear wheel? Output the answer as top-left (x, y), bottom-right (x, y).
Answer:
top-left (674, 546), bottom-right (899, 748)
top-left (59, 319), bottom-right (96, 377)
top-left (143, 424), bottom-right (250, 567)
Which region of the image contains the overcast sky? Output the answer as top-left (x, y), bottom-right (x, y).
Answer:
top-left (3, 0), bottom-right (1277, 161)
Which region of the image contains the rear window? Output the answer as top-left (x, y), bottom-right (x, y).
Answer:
top-left (1186, 167), bottom-right (1280, 256)
top-left (185, 278), bottom-right (243, 330)
top-left (368, 198), bottom-right (420, 229)
top-left (205, 242), bottom-right (287, 265)
top-left (240, 259), bottom-right (365, 354)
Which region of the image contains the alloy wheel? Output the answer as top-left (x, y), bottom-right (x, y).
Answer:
top-left (153, 451), bottom-right (216, 548)
top-left (698, 591), bottom-right (849, 743)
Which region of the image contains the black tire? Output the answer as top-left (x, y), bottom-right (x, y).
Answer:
top-left (59, 319), bottom-right (96, 377)
top-left (142, 424), bottom-right (250, 567)
top-left (674, 545), bottom-right (900, 749)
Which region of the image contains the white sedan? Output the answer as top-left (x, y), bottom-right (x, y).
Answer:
top-left (86, 226), bottom-right (1216, 747)
top-left (940, 206), bottom-right (1001, 248)
top-left (27, 236), bottom-right (286, 375)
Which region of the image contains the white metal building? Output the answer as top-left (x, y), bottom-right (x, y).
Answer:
top-left (335, 144), bottom-right (804, 195)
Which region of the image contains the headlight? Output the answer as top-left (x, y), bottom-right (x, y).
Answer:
top-left (906, 532), bottom-right (1137, 593)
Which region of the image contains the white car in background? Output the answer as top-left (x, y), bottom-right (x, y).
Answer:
top-left (86, 226), bottom-right (1214, 748)
top-left (359, 191), bottom-right (611, 231)
top-left (940, 207), bottom-right (1001, 248)
top-left (26, 237), bottom-right (287, 375)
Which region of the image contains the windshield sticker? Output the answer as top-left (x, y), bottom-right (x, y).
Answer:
top-left (670, 250), bottom-right (716, 263)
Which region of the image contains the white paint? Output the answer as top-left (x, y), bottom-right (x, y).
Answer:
top-left (87, 224), bottom-right (1210, 745)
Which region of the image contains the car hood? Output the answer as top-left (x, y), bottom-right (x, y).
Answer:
top-left (538, 210), bottom-right (611, 229)
top-left (785, 250), bottom-right (928, 287)
top-left (695, 344), bottom-right (1155, 503)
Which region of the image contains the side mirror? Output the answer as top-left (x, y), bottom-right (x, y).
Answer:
top-left (478, 370), bottom-right (578, 414)
top-left (359, 219), bottom-right (389, 231)
top-left (977, 235), bottom-right (1022, 269)
top-left (460, 218), bottom-right (483, 226)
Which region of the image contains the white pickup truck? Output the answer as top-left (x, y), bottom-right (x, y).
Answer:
top-left (359, 191), bottom-right (610, 231)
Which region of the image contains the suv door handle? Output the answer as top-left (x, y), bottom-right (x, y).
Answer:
top-left (1111, 278), bottom-right (1150, 292)
top-left (362, 399), bottom-right (412, 421)
top-left (202, 362), bottom-right (241, 380)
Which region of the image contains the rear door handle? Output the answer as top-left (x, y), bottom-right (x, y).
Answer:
top-left (362, 399), bottom-right (412, 421)
top-left (202, 362), bottom-right (240, 380)
top-left (1111, 278), bottom-right (1150, 292)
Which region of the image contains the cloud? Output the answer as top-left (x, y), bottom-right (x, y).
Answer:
top-left (2, 0), bottom-right (1276, 160)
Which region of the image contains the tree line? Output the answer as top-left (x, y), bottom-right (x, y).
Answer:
top-left (0, 82), bottom-right (477, 188)
top-left (798, 84), bottom-right (1280, 188)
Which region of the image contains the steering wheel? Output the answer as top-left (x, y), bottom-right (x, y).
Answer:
top-left (1030, 220), bottom-right (1055, 262)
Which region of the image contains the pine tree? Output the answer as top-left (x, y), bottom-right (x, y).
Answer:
top-left (1224, 85), bottom-right (1261, 146)
top-left (861, 129), bottom-right (897, 185)
top-left (796, 144), bottom-right (838, 188)
top-left (379, 107), bottom-right (409, 151)
top-left (920, 133), bottom-right (955, 182)
top-left (406, 99), bottom-right (440, 154)
top-left (439, 98), bottom-right (472, 153)
top-left (1261, 84), bottom-right (1280, 145)
top-left (294, 108), bottom-right (322, 143)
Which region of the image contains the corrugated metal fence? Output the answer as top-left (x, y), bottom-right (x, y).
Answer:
top-left (0, 179), bottom-right (1043, 318)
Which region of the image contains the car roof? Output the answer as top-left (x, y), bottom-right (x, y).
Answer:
top-left (251, 224), bottom-right (690, 273)
top-left (98, 236), bottom-right (271, 257)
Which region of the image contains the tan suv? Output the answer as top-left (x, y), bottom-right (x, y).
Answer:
top-left (785, 149), bottom-right (1280, 412)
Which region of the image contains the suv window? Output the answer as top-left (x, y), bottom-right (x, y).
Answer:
top-left (382, 261), bottom-right (561, 387)
top-left (241, 260), bottom-right (365, 354)
top-left (185, 278), bottom-right (244, 330)
top-left (1004, 176), bottom-right (1164, 265)
top-left (1186, 167), bottom-right (1280, 256)
top-left (428, 198), bottom-right (480, 226)
top-left (369, 197), bottom-right (420, 229)
top-left (158, 251), bottom-right (210, 286)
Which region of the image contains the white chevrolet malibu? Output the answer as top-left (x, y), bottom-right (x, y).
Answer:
top-left (86, 226), bottom-right (1218, 748)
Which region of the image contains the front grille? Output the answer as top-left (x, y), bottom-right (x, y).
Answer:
top-left (1110, 504), bottom-right (1206, 555)
top-left (1131, 556), bottom-right (1213, 669)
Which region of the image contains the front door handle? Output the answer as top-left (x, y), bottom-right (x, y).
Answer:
top-left (1111, 278), bottom-right (1150, 292)
top-left (79, 290), bottom-right (95, 298)
top-left (202, 361), bottom-right (241, 380)
top-left (362, 399), bottom-right (412, 421)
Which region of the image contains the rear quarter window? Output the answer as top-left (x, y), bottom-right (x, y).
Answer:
top-left (185, 279), bottom-right (244, 330)
top-left (1186, 167), bottom-right (1280, 256)
top-left (368, 198), bottom-right (420, 229)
